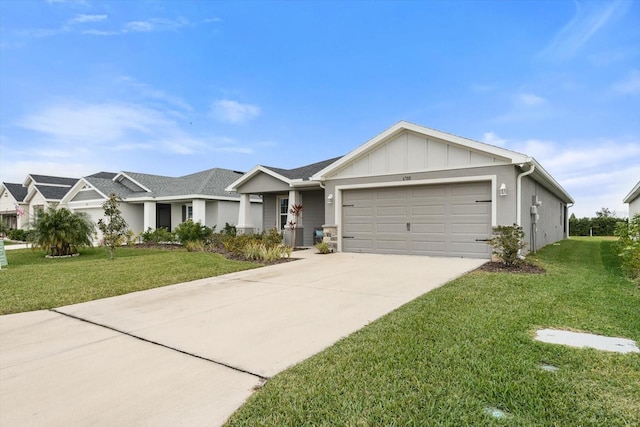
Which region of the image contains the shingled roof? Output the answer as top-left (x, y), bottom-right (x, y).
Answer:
top-left (2, 183), bottom-right (28, 202)
top-left (27, 175), bottom-right (79, 187)
top-left (78, 168), bottom-right (251, 201)
top-left (262, 156), bottom-right (344, 180)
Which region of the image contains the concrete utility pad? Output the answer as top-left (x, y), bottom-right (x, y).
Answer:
top-left (535, 328), bottom-right (640, 354)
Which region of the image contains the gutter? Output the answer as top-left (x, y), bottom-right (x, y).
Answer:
top-left (516, 161), bottom-right (535, 226)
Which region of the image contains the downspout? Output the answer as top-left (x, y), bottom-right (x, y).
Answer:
top-left (516, 162), bottom-right (535, 227)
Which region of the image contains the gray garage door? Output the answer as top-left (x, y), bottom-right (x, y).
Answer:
top-left (342, 182), bottom-right (492, 258)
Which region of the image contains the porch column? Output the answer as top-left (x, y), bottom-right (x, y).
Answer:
top-left (285, 190), bottom-right (303, 246)
top-left (192, 199), bottom-right (206, 224)
top-left (236, 194), bottom-right (254, 235)
top-left (143, 201), bottom-right (156, 230)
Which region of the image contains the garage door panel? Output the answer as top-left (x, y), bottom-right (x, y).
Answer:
top-left (342, 182), bottom-right (492, 258)
top-left (376, 188), bottom-right (408, 200)
top-left (412, 187), bottom-right (446, 197)
top-left (343, 223), bottom-right (373, 233)
top-left (377, 223), bottom-right (409, 233)
top-left (376, 206), bottom-right (407, 217)
top-left (343, 239), bottom-right (372, 251)
top-left (451, 223), bottom-right (490, 234)
top-left (411, 205), bottom-right (446, 215)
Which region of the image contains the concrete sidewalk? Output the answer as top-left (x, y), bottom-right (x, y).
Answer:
top-left (1, 250), bottom-right (486, 426)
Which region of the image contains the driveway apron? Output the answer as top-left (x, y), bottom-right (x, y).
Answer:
top-left (1, 251), bottom-right (485, 426)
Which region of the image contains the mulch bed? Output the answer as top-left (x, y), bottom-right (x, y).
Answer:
top-left (478, 261), bottom-right (546, 274)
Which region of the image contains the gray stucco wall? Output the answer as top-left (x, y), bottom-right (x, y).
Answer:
top-left (520, 175), bottom-right (567, 252)
top-left (301, 190), bottom-right (324, 246)
top-left (263, 194), bottom-right (279, 231)
top-left (630, 197), bottom-right (640, 217)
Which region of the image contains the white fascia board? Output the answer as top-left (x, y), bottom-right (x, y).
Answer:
top-left (290, 179), bottom-right (323, 188)
top-left (623, 181), bottom-right (640, 203)
top-left (311, 120), bottom-right (530, 181)
top-left (225, 165), bottom-right (292, 192)
top-left (113, 172), bottom-right (152, 193)
top-left (22, 175), bottom-right (34, 187)
top-left (23, 187), bottom-right (42, 204)
top-left (123, 194), bottom-right (249, 203)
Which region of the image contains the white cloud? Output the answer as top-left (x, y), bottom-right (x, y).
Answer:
top-left (209, 99), bottom-right (261, 124)
top-left (125, 21), bottom-right (154, 33)
top-left (491, 92), bottom-right (551, 124)
top-left (17, 102), bottom-right (171, 142)
top-left (116, 76), bottom-right (194, 112)
top-left (613, 70), bottom-right (640, 95)
top-left (482, 131), bottom-right (507, 147)
top-left (69, 14), bottom-right (108, 24)
top-left (539, 0), bottom-right (629, 61)
top-left (518, 93), bottom-right (546, 107)
top-left (503, 136), bottom-right (640, 217)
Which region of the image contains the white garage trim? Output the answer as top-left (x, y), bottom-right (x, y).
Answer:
top-left (334, 175), bottom-right (497, 253)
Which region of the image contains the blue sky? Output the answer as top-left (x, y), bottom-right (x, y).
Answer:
top-left (1, 0), bottom-right (638, 218)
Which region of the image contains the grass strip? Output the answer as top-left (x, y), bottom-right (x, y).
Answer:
top-left (0, 247), bottom-right (258, 314)
top-left (226, 238), bottom-right (640, 426)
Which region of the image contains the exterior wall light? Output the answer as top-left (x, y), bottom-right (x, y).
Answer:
top-left (327, 194), bottom-right (334, 204)
top-left (499, 183), bottom-right (507, 196)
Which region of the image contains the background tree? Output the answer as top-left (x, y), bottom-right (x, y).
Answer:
top-left (31, 206), bottom-right (94, 256)
top-left (569, 208), bottom-right (626, 236)
top-left (98, 194), bottom-right (129, 260)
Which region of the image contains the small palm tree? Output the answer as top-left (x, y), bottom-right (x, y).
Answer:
top-left (31, 206), bottom-right (95, 256)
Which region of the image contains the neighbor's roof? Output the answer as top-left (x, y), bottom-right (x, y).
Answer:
top-left (35, 185), bottom-right (76, 200)
top-left (71, 168), bottom-right (254, 202)
top-left (24, 174), bottom-right (79, 187)
top-left (623, 181), bottom-right (640, 204)
top-left (2, 182), bottom-right (28, 202)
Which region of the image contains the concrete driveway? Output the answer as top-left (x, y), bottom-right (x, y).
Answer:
top-left (0, 250), bottom-right (485, 426)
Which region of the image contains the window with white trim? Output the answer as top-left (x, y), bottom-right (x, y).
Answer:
top-left (277, 196), bottom-right (289, 230)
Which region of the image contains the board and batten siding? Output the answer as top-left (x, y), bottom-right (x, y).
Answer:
top-left (328, 130), bottom-right (509, 179)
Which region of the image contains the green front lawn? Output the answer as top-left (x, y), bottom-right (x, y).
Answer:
top-left (0, 247), bottom-right (258, 315)
top-left (226, 238), bottom-right (640, 426)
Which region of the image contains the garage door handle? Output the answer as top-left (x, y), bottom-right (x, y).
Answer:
top-left (406, 222), bottom-right (411, 231)
top-left (343, 236), bottom-right (355, 239)
top-left (475, 238), bottom-right (492, 242)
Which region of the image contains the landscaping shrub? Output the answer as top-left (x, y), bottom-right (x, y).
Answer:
top-left (242, 241), bottom-right (288, 262)
top-left (141, 227), bottom-right (174, 244)
top-left (489, 224), bottom-right (526, 266)
top-left (8, 229), bottom-right (27, 241)
top-left (173, 220), bottom-right (214, 244)
top-left (222, 222), bottom-right (237, 236)
top-left (315, 241), bottom-right (331, 254)
top-left (30, 206), bottom-right (95, 256)
top-left (615, 214), bottom-right (640, 285)
top-left (184, 240), bottom-right (206, 252)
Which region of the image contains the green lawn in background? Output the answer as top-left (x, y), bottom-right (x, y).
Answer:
top-left (226, 238), bottom-right (640, 426)
top-left (0, 246), bottom-right (258, 314)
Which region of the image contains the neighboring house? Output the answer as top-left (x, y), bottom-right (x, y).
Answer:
top-left (0, 183), bottom-right (28, 230)
top-left (623, 181), bottom-right (640, 217)
top-left (60, 168), bottom-right (263, 241)
top-left (228, 121), bottom-right (574, 258)
top-left (0, 175), bottom-right (78, 230)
